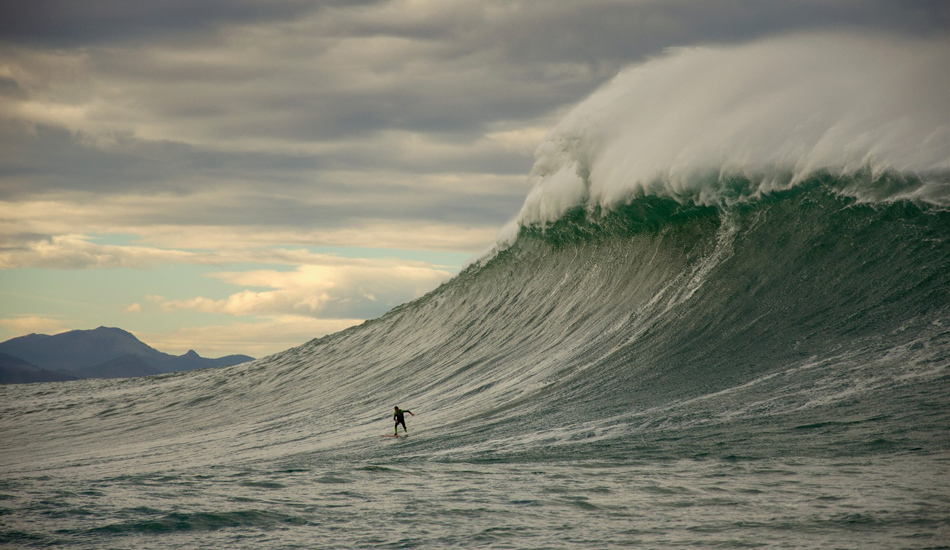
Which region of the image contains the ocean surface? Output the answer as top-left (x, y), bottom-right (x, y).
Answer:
top-left (2, 175), bottom-right (949, 549)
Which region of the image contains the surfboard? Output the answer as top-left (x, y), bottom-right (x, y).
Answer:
top-left (381, 434), bottom-right (402, 437)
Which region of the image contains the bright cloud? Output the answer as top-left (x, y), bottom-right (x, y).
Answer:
top-left (0, 229), bottom-right (487, 270)
top-left (0, 315), bottom-right (69, 337)
top-left (135, 315), bottom-right (364, 358)
top-left (0, 234), bottom-right (201, 270)
top-left (157, 259), bottom-right (452, 319)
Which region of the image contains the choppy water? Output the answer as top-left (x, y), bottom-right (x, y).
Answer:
top-left (4, 455), bottom-right (948, 549)
top-left (2, 177), bottom-right (950, 548)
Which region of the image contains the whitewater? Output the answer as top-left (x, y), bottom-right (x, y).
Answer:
top-left (2, 33), bottom-right (949, 549)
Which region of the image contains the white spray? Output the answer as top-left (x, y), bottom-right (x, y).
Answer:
top-left (504, 32), bottom-right (949, 242)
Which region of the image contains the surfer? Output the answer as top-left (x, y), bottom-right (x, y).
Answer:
top-left (393, 406), bottom-right (414, 435)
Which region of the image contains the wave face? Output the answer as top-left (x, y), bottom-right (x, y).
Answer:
top-left (318, 175), bottom-right (949, 462)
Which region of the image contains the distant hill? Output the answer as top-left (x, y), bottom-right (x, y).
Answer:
top-left (0, 327), bottom-right (158, 372)
top-left (0, 327), bottom-right (254, 382)
top-left (0, 352), bottom-right (78, 384)
top-left (76, 354), bottom-right (164, 379)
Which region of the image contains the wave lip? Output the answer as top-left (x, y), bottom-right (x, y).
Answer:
top-left (510, 32), bottom-right (950, 236)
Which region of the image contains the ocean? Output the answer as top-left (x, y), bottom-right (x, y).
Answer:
top-left (2, 176), bottom-right (948, 549)
top-left (2, 35), bottom-right (950, 549)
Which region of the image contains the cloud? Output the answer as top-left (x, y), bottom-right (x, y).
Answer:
top-left (0, 123), bottom-right (532, 232)
top-left (156, 258), bottom-right (453, 320)
top-left (0, 234), bottom-right (201, 270)
top-left (1, 19), bottom-right (573, 153)
top-left (0, 315), bottom-right (68, 336)
top-left (3, 1), bottom-right (946, 155)
top-left (0, 219), bottom-right (498, 270)
top-left (0, 0), bottom-right (337, 47)
top-left (3, 1), bottom-right (943, 244)
top-left (135, 315), bottom-right (364, 358)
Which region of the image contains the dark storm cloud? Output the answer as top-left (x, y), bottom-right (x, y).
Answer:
top-left (5, 0), bottom-right (943, 51)
top-left (72, 29), bottom-right (587, 144)
top-left (336, 0), bottom-right (949, 64)
top-left (0, 120), bottom-right (530, 231)
top-left (0, 120), bottom-right (530, 193)
top-left (62, 0), bottom-right (947, 143)
top-left (0, 0), bottom-right (382, 47)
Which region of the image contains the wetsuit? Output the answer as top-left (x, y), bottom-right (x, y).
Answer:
top-left (393, 407), bottom-right (412, 434)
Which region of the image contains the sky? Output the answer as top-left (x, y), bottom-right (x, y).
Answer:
top-left (0, 0), bottom-right (947, 358)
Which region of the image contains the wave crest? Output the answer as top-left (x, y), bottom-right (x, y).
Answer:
top-left (509, 32), bottom-right (949, 236)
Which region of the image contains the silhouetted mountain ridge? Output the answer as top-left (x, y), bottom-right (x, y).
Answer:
top-left (0, 352), bottom-right (79, 384)
top-left (76, 354), bottom-right (164, 379)
top-left (0, 327), bottom-right (254, 382)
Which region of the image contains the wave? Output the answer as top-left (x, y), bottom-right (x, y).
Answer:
top-left (290, 180), bottom-right (949, 463)
top-left (501, 32), bottom-right (949, 245)
top-left (3, 177), bottom-right (948, 473)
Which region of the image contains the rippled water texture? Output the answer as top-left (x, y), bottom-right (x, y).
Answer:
top-left (4, 455), bottom-right (948, 549)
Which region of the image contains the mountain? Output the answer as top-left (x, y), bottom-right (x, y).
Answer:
top-left (76, 354), bottom-right (164, 379)
top-left (167, 349), bottom-right (258, 372)
top-left (0, 327), bottom-right (158, 372)
top-left (0, 327), bottom-right (254, 381)
top-left (0, 352), bottom-right (78, 384)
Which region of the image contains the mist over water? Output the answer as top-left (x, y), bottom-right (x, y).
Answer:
top-left (2, 33), bottom-right (949, 549)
